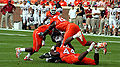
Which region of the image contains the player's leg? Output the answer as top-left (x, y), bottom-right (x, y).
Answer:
top-left (62, 23), bottom-right (82, 46)
top-left (104, 18), bottom-right (109, 35)
top-left (10, 13), bottom-right (14, 29)
top-left (113, 19), bottom-right (118, 36)
top-left (109, 19), bottom-right (113, 36)
top-left (86, 18), bottom-right (90, 33)
top-left (91, 18), bottom-right (95, 34)
top-left (99, 18), bottom-right (104, 35)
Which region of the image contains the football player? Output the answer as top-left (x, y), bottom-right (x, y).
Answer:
top-left (32, 2), bottom-right (41, 29)
top-left (40, 3), bottom-right (49, 25)
top-left (39, 15), bottom-right (107, 54)
top-left (43, 5), bottom-right (60, 24)
top-left (15, 25), bottom-right (51, 60)
top-left (107, 4), bottom-right (118, 36)
top-left (118, 6), bottom-right (120, 25)
top-left (40, 41), bottom-right (106, 65)
top-left (15, 25), bottom-right (74, 61)
top-left (20, 1), bottom-right (30, 30)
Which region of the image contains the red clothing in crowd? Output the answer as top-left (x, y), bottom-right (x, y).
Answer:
top-left (49, 1), bottom-right (55, 6)
top-left (0, 0), bottom-right (8, 4)
top-left (0, 8), bottom-right (6, 15)
top-left (59, 1), bottom-right (67, 6)
top-left (53, 0), bottom-right (59, 2)
top-left (104, 9), bottom-right (108, 18)
top-left (3, 4), bottom-right (16, 13)
top-left (74, 0), bottom-right (81, 6)
top-left (85, 9), bottom-right (92, 18)
top-left (40, 0), bottom-right (47, 5)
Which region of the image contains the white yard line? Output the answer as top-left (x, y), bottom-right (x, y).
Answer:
top-left (0, 33), bottom-right (27, 36)
top-left (101, 41), bottom-right (120, 43)
top-left (1, 28), bottom-right (120, 38)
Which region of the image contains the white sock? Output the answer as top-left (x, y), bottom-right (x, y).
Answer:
top-left (73, 33), bottom-right (78, 39)
top-left (26, 53), bottom-right (31, 58)
top-left (96, 43), bottom-right (102, 47)
top-left (87, 42), bottom-right (95, 52)
top-left (95, 48), bottom-right (99, 53)
top-left (20, 48), bottom-right (25, 52)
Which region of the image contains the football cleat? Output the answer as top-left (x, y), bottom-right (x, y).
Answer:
top-left (95, 42), bottom-right (108, 54)
top-left (24, 56), bottom-right (33, 61)
top-left (76, 31), bottom-right (83, 41)
top-left (103, 48), bottom-right (107, 55)
top-left (15, 48), bottom-right (21, 58)
top-left (42, 40), bottom-right (45, 46)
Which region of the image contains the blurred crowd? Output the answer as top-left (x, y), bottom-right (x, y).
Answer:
top-left (0, 0), bottom-right (120, 7)
top-left (0, 0), bottom-right (120, 36)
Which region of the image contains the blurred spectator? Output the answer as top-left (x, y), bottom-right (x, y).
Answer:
top-left (2, 1), bottom-right (16, 29)
top-left (49, 0), bottom-right (55, 6)
top-left (40, 0), bottom-right (47, 5)
top-left (107, 4), bottom-right (118, 36)
top-left (68, 0), bottom-right (75, 6)
top-left (0, 7), bottom-right (6, 28)
top-left (92, 5), bottom-right (100, 34)
top-left (99, 6), bottom-right (108, 35)
top-left (74, 0), bottom-right (81, 6)
top-left (32, 2), bottom-right (41, 29)
top-left (68, 5), bottom-right (76, 23)
top-left (20, 1), bottom-right (30, 30)
top-left (76, 3), bottom-right (85, 32)
top-left (40, 4), bottom-right (49, 25)
top-left (101, 0), bottom-right (106, 7)
top-left (96, 0), bottom-right (102, 7)
top-left (118, 5), bottom-right (120, 24)
top-left (85, 4), bottom-right (92, 34)
top-left (59, 0), bottom-right (67, 6)
top-left (56, 1), bottom-right (63, 15)
top-left (83, 0), bottom-right (90, 7)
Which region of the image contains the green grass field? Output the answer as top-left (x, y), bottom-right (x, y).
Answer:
top-left (0, 30), bottom-right (120, 67)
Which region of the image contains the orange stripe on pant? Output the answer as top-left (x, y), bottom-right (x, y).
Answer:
top-left (33, 29), bottom-right (42, 52)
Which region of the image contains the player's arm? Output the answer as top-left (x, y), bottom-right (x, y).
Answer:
top-left (43, 21), bottom-right (56, 36)
top-left (50, 46), bottom-right (60, 56)
top-left (67, 43), bottom-right (75, 50)
top-left (107, 11), bottom-right (110, 19)
top-left (43, 16), bottom-right (49, 23)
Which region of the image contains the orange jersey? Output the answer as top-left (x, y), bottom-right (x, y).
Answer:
top-left (46, 11), bottom-right (60, 19)
top-left (56, 47), bottom-right (75, 59)
top-left (49, 15), bottom-right (70, 31)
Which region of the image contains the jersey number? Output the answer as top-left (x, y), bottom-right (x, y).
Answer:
top-left (63, 48), bottom-right (75, 54)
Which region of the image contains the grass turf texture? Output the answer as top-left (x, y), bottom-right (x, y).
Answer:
top-left (0, 30), bottom-right (120, 67)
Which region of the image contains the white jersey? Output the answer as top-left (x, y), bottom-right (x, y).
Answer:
top-left (20, 3), bottom-right (30, 15)
top-left (32, 5), bottom-right (41, 15)
top-left (108, 8), bottom-right (118, 19)
top-left (40, 7), bottom-right (49, 17)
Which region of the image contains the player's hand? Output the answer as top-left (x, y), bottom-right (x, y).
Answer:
top-left (38, 32), bottom-right (44, 37)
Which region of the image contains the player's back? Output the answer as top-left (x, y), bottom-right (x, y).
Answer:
top-left (49, 15), bottom-right (70, 31)
top-left (56, 47), bottom-right (75, 58)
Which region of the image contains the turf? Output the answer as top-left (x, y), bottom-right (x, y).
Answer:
top-left (0, 30), bottom-right (120, 67)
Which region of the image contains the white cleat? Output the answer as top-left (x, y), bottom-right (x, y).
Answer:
top-left (15, 48), bottom-right (21, 58)
top-left (95, 42), bottom-right (108, 54)
top-left (24, 56), bottom-right (33, 61)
